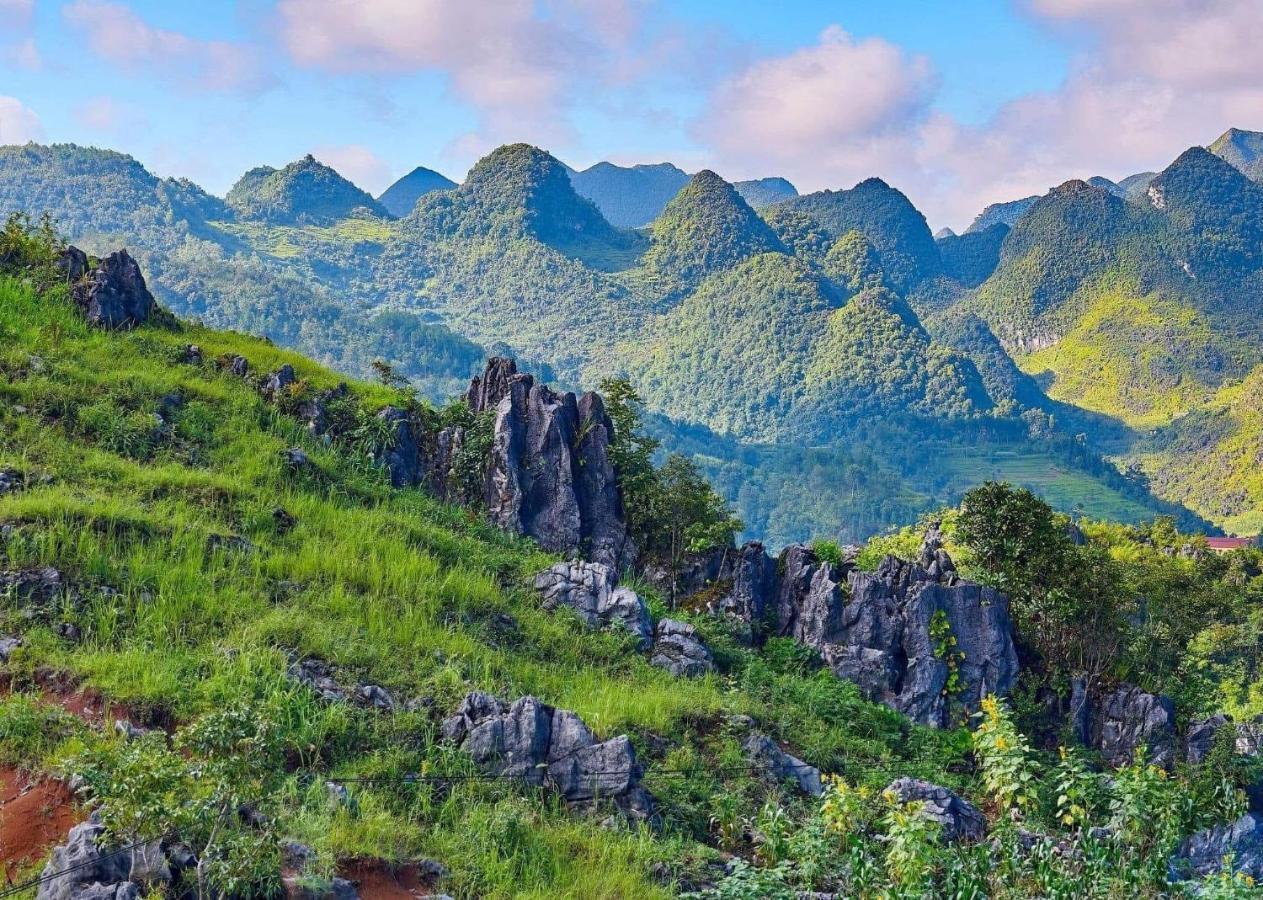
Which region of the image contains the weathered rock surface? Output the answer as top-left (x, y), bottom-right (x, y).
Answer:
top-left (442, 692), bottom-right (653, 817)
top-left (742, 732), bottom-right (822, 796)
top-left (649, 619), bottom-right (714, 677)
top-left (1094, 685), bottom-right (1178, 769)
top-left (534, 560), bottom-right (652, 649)
top-left (55, 245), bottom-right (88, 283)
top-left (885, 777), bottom-right (986, 843)
top-left (36, 812), bottom-right (173, 900)
top-left (710, 541), bottom-right (777, 640)
top-left (1169, 812), bottom-right (1263, 883)
top-left (288, 659), bottom-right (397, 711)
top-left (467, 358), bottom-right (632, 569)
top-left (262, 364), bottom-right (297, 402)
top-left (0, 468), bottom-right (24, 496)
top-left (0, 635), bottom-right (21, 662)
top-left (376, 406), bottom-right (421, 488)
top-left (73, 250), bottom-right (155, 329)
top-left (672, 528), bottom-right (1019, 728)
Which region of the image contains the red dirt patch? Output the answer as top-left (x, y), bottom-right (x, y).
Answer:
top-left (0, 767), bottom-right (80, 881)
top-left (338, 859), bottom-right (436, 899)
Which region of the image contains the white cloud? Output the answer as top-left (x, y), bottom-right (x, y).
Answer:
top-left (0, 95), bottom-right (43, 144)
top-left (275, 0), bottom-right (701, 154)
top-left (0, 0), bottom-right (33, 24)
top-left (692, 4), bottom-right (1263, 229)
top-left (62, 1), bottom-right (274, 94)
top-left (74, 96), bottom-right (148, 134)
top-left (311, 144), bottom-right (394, 195)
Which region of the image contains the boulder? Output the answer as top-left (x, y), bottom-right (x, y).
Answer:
top-left (534, 560), bottom-right (652, 649)
top-left (281, 447), bottom-right (311, 471)
top-left (0, 468), bottom-right (22, 496)
top-left (1096, 685), bottom-right (1177, 769)
top-left (804, 528), bottom-right (1018, 728)
top-left (55, 245), bottom-right (88, 283)
top-left (649, 619), bottom-right (715, 678)
top-left (1186, 714), bottom-right (1231, 766)
top-left (712, 541), bottom-right (777, 640)
top-left (35, 812), bottom-right (169, 900)
top-left (73, 250), bottom-right (155, 329)
top-left (442, 692), bottom-right (652, 814)
top-left (884, 777), bottom-right (986, 843)
top-left (262, 364), bottom-right (297, 402)
top-left (742, 732), bottom-right (822, 796)
top-left (0, 635), bottom-right (21, 662)
top-left (1169, 812), bottom-right (1263, 883)
top-left (228, 355), bottom-right (250, 377)
top-left (375, 406), bottom-right (421, 488)
top-left (466, 358), bottom-right (632, 570)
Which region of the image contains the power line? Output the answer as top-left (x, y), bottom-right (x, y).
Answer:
top-left (325, 761), bottom-right (825, 784)
top-left (0, 837), bottom-right (151, 900)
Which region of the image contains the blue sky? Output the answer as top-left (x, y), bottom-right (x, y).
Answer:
top-left (1, 1), bottom-right (1259, 229)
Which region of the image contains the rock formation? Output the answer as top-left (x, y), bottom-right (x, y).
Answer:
top-left (72, 249), bottom-right (155, 329)
top-left (1169, 812), bottom-right (1263, 883)
top-left (742, 732), bottom-right (823, 796)
top-left (37, 812), bottom-right (185, 900)
top-left (690, 529), bottom-right (1019, 728)
top-left (1076, 684), bottom-right (1178, 769)
top-left (885, 777), bottom-right (987, 843)
top-left (649, 619), bottom-right (715, 678)
top-left (534, 560), bottom-right (652, 649)
top-left (467, 358), bottom-right (632, 569)
top-left (441, 692), bottom-right (654, 819)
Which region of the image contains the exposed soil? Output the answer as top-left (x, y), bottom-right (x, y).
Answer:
top-left (0, 767), bottom-right (80, 882)
top-left (339, 859), bottom-right (437, 899)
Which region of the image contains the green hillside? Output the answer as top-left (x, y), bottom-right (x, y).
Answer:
top-left (5, 236), bottom-right (1263, 895)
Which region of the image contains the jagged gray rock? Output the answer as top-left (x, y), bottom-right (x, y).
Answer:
top-left (376, 406), bottom-right (421, 488)
top-left (650, 619), bottom-right (714, 677)
top-left (776, 544), bottom-right (848, 647)
top-left (467, 358), bottom-right (632, 569)
top-left (1186, 714), bottom-right (1231, 765)
top-left (442, 692), bottom-right (653, 816)
top-left (1169, 812), bottom-right (1263, 883)
top-left (36, 812), bottom-right (168, 900)
top-left (885, 777), bottom-right (986, 843)
top-left (534, 560), bottom-right (652, 649)
top-left (262, 364), bottom-right (297, 402)
top-left (742, 732), bottom-right (822, 796)
top-left (0, 635), bottom-right (21, 662)
top-left (712, 541), bottom-right (777, 640)
top-left (1097, 685), bottom-right (1177, 769)
top-left (73, 250), bottom-right (155, 329)
top-left (0, 468), bottom-right (23, 496)
top-left (55, 245), bottom-right (88, 283)
top-left (813, 530), bottom-right (1018, 728)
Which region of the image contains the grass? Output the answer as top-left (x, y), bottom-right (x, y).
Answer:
top-left (938, 448), bottom-right (1157, 523)
top-left (0, 274), bottom-right (969, 897)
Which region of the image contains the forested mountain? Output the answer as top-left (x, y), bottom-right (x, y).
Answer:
top-left (225, 154), bottom-right (388, 224)
top-left (3, 129), bottom-right (1260, 543)
top-left (376, 165), bottom-right (458, 217)
top-left (1210, 127), bottom-right (1263, 182)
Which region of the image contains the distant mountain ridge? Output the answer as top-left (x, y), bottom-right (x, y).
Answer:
top-left (2, 130), bottom-right (1254, 540)
top-left (1210, 127), bottom-right (1263, 183)
top-left (377, 165), bottom-right (457, 217)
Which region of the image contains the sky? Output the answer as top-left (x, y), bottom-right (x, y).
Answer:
top-left (1, 0), bottom-right (1261, 230)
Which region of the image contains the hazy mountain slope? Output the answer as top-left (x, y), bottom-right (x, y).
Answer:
top-left (734, 176), bottom-right (798, 207)
top-left (226, 154), bottom-right (388, 224)
top-left (0, 144), bottom-right (482, 398)
top-left (937, 222), bottom-right (1009, 287)
top-left (377, 165), bottom-right (458, 216)
top-left (568, 161), bottom-right (690, 227)
top-left (1210, 127), bottom-right (1263, 182)
top-left (966, 195), bottom-right (1039, 233)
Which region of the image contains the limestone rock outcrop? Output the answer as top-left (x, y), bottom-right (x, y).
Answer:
top-left (1169, 812), bottom-right (1263, 884)
top-left (468, 358), bottom-right (632, 569)
top-left (441, 692), bottom-right (653, 818)
top-left (534, 560), bottom-right (652, 649)
top-left (742, 732), bottom-right (823, 796)
top-left (885, 777), bottom-right (986, 843)
top-left (73, 249), bottom-right (155, 329)
top-left (649, 619), bottom-right (715, 678)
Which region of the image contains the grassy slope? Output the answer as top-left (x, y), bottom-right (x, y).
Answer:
top-left (0, 277), bottom-right (966, 897)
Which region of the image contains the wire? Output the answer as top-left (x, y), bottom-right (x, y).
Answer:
top-left (0, 837), bottom-right (152, 899)
top-left (325, 760), bottom-right (825, 784)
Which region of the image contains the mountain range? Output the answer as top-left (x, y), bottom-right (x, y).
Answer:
top-left (2, 127), bottom-right (1262, 542)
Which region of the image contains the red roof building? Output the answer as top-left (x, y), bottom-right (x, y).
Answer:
top-left (1206, 536), bottom-right (1258, 553)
